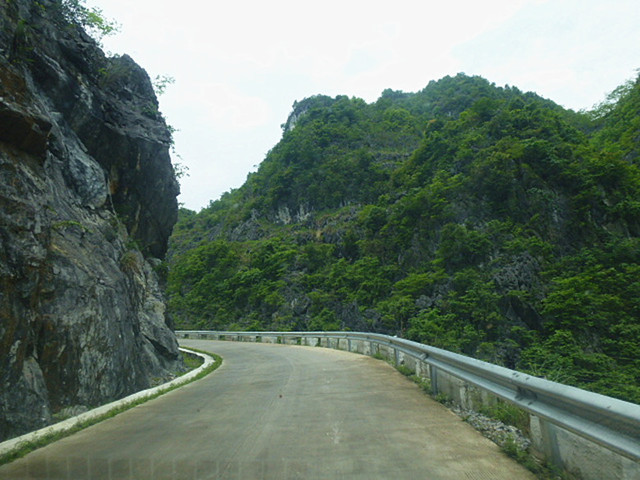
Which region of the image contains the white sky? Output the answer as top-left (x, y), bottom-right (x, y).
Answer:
top-left (93, 0), bottom-right (640, 211)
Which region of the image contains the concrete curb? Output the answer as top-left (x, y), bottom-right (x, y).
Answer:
top-left (0, 347), bottom-right (214, 459)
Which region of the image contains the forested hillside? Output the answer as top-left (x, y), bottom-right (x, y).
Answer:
top-left (168, 73), bottom-right (640, 403)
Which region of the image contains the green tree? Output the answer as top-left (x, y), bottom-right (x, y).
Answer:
top-left (59, 0), bottom-right (120, 42)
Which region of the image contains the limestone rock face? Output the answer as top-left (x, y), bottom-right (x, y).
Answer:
top-left (0, 0), bottom-right (182, 441)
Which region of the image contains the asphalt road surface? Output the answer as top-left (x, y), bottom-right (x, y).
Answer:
top-left (0, 340), bottom-right (535, 479)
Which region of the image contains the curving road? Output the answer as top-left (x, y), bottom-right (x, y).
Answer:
top-left (0, 340), bottom-right (535, 479)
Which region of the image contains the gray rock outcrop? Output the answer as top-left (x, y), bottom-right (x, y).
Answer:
top-left (0, 0), bottom-right (182, 441)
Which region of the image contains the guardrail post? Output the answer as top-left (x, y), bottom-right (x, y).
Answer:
top-left (430, 365), bottom-right (439, 395)
top-left (530, 415), bottom-right (562, 468)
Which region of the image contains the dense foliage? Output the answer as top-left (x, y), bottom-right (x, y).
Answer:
top-left (168, 73), bottom-right (640, 403)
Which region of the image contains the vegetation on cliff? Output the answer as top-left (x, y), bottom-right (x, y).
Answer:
top-left (168, 73), bottom-right (640, 403)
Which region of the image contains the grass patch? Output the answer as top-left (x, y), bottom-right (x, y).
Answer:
top-left (181, 350), bottom-right (204, 372)
top-left (501, 438), bottom-right (577, 480)
top-left (372, 353), bottom-right (433, 395)
top-left (502, 438), bottom-right (541, 473)
top-left (409, 374), bottom-right (432, 394)
top-left (473, 399), bottom-right (576, 478)
top-left (395, 364), bottom-right (413, 377)
top-left (479, 401), bottom-right (530, 435)
top-left (372, 352), bottom-right (386, 361)
top-left (434, 392), bottom-right (452, 405)
top-left (175, 348), bottom-right (222, 384)
top-left (0, 349), bottom-right (221, 466)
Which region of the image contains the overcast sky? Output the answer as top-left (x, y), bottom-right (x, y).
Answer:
top-left (93, 0), bottom-right (640, 211)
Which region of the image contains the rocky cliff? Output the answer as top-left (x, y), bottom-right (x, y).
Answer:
top-left (0, 0), bottom-right (182, 441)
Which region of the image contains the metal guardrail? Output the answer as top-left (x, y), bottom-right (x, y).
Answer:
top-left (176, 330), bottom-right (640, 464)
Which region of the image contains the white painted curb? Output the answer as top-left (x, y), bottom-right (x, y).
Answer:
top-left (0, 348), bottom-right (214, 459)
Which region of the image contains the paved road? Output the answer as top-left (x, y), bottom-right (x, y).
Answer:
top-left (1, 340), bottom-right (535, 479)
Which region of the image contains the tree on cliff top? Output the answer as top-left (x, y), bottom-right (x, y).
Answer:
top-left (58, 0), bottom-right (119, 43)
